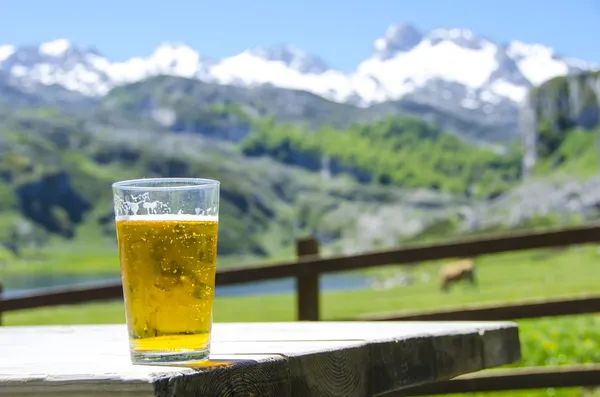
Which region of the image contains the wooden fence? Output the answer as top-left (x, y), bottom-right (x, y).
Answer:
top-left (2, 223), bottom-right (600, 395)
top-left (3, 224), bottom-right (600, 321)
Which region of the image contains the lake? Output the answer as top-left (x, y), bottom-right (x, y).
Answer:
top-left (1, 272), bottom-right (376, 299)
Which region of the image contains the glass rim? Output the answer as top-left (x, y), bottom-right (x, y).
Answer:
top-left (112, 177), bottom-right (220, 191)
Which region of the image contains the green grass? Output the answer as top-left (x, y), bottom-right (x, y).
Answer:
top-left (533, 129), bottom-right (600, 179)
top-left (517, 316), bottom-right (600, 367)
top-left (437, 388), bottom-right (600, 397)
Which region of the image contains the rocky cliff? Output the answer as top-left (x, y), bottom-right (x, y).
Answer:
top-left (520, 71), bottom-right (600, 178)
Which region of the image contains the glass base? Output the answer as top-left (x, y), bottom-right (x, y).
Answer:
top-left (130, 348), bottom-right (210, 366)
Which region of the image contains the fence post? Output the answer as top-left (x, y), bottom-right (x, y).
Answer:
top-left (296, 237), bottom-right (320, 321)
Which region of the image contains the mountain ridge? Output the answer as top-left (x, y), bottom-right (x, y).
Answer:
top-left (94, 74), bottom-right (517, 144)
top-left (0, 23), bottom-right (594, 109)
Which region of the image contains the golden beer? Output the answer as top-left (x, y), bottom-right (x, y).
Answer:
top-left (116, 216), bottom-right (218, 361)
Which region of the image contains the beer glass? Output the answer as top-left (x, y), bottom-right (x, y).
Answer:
top-left (112, 178), bottom-right (220, 365)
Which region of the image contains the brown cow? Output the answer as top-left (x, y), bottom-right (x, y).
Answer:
top-left (439, 258), bottom-right (476, 292)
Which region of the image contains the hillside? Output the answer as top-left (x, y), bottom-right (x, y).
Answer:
top-left (0, 108), bottom-right (474, 269)
top-left (3, 77), bottom-right (599, 266)
top-left (3, 67), bottom-right (600, 282)
top-left (466, 70), bottom-right (600, 232)
top-left (520, 70), bottom-right (600, 177)
top-left (241, 116), bottom-right (522, 198)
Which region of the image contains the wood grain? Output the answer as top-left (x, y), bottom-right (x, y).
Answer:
top-left (369, 335), bottom-right (436, 393)
top-left (152, 357), bottom-right (291, 397)
top-left (0, 322), bottom-right (521, 397)
top-left (287, 343), bottom-right (370, 397)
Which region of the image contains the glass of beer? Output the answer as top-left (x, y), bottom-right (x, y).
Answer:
top-left (112, 178), bottom-right (219, 365)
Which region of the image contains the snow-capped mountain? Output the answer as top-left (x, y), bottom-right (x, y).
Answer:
top-left (0, 23), bottom-right (596, 113)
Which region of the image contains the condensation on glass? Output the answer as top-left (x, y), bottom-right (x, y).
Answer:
top-left (112, 178), bottom-right (220, 365)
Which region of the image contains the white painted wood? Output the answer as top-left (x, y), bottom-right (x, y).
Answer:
top-left (0, 322), bottom-right (521, 397)
top-left (210, 321), bottom-right (515, 341)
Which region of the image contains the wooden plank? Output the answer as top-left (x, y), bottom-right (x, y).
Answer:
top-left (1, 380), bottom-right (155, 397)
top-left (212, 321), bottom-right (521, 395)
top-left (208, 321), bottom-right (516, 342)
top-left (386, 365), bottom-right (600, 396)
top-left (355, 293), bottom-right (600, 322)
top-left (0, 281), bottom-right (123, 312)
top-left (296, 237), bottom-right (320, 321)
top-left (0, 324), bottom-right (290, 397)
top-left (285, 341), bottom-right (369, 397)
top-left (0, 322), bottom-right (521, 397)
top-left (2, 355), bottom-right (290, 397)
top-left (213, 338), bottom-right (371, 397)
top-left (367, 322), bottom-right (520, 394)
top-left (152, 355), bottom-right (291, 397)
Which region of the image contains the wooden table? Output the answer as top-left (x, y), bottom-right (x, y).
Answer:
top-left (0, 321), bottom-right (520, 397)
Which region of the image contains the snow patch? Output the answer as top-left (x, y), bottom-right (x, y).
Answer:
top-left (0, 45), bottom-right (15, 62)
top-left (39, 39), bottom-right (71, 57)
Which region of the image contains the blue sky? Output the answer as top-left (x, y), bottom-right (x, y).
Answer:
top-left (2, 0), bottom-right (599, 70)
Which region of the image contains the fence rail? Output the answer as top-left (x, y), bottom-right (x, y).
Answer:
top-left (355, 293), bottom-right (600, 322)
top-left (217, 223), bottom-right (600, 283)
top-left (0, 282), bottom-right (123, 313)
top-left (393, 365), bottom-right (600, 396)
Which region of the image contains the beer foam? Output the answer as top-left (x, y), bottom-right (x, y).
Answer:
top-left (115, 214), bottom-right (218, 222)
